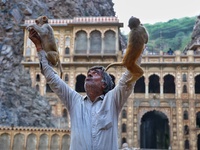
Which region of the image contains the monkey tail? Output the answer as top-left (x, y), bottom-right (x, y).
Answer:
top-left (105, 62), bottom-right (123, 71)
top-left (58, 59), bottom-right (63, 79)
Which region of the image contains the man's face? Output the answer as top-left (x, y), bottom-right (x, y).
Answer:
top-left (84, 69), bottom-right (104, 93)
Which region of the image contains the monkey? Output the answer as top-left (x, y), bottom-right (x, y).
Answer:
top-left (27, 15), bottom-right (63, 78)
top-left (105, 16), bottom-right (148, 84)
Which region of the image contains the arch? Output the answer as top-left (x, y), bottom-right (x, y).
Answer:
top-left (195, 75), bottom-right (200, 93)
top-left (122, 137), bottom-right (127, 145)
top-left (13, 133), bottom-right (24, 150)
top-left (90, 30), bottom-right (102, 53)
top-left (26, 133), bottom-right (37, 150)
top-left (63, 108), bottom-right (68, 118)
top-left (134, 76), bottom-right (145, 93)
top-left (163, 74), bottom-right (175, 93)
top-left (183, 110), bottom-right (188, 120)
top-left (75, 74), bottom-right (86, 92)
top-left (75, 30), bottom-right (87, 54)
top-left (0, 133), bottom-right (10, 150)
top-left (184, 139), bottom-right (189, 149)
top-left (50, 134), bottom-right (60, 150)
top-left (65, 46), bottom-right (70, 55)
top-left (65, 37), bottom-right (70, 47)
top-left (122, 123), bottom-right (127, 132)
top-left (38, 134), bottom-right (48, 150)
top-left (183, 85), bottom-right (187, 93)
top-left (184, 125), bottom-right (189, 135)
top-left (104, 30), bottom-right (116, 53)
top-left (122, 109), bottom-right (127, 118)
top-left (64, 74), bottom-right (69, 83)
top-left (36, 74), bottom-right (40, 82)
top-left (197, 134), bottom-right (200, 150)
top-left (61, 134), bottom-right (70, 150)
top-left (196, 111), bottom-right (200, 128)
top-left (140, 110), bottom-right (169, 149)
top-left (149, 74), bottom-right (160, 93)
top-left (182, 73), bottom-right (187, 82)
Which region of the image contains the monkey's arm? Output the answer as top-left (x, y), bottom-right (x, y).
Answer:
top-left (27, 24), bottom-right (49, 36)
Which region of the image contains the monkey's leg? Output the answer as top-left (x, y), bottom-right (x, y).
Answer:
top-left (46, 51), bottom-right (59, 66)
top-left (126, 64), bottom-right (144, 84)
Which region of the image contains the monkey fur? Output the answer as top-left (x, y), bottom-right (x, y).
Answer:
top-left (105, 16), bottom-right (148, 84)
top-left (27, 15), bottom-right (63, 78)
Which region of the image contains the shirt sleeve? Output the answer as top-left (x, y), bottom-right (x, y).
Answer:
top-left (108, 55), bottom-right (142, 113)
top-left (37, 50), bottom-right (81, 111)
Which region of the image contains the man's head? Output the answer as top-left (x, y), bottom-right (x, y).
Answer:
top-left (85, 66), bottom-right (114, 95)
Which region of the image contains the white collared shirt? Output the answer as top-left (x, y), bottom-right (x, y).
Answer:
top-left (38, 50), bottom-right (137, 150)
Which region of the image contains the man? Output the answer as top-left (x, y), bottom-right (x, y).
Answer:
top-left (29, 29), bottom-right (142, 150)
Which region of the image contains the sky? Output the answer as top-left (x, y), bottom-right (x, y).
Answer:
top-left (112, 0), bottom-right (200, 34)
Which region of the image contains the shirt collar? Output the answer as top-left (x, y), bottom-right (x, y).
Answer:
top-left (83, 94), bottom-right (104, 101)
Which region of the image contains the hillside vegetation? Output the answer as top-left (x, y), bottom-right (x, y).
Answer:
top-left (139, 16), bottom-right (196, 53)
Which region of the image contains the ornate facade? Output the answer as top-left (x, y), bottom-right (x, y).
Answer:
top-left (21, 16), bottom-right (200, 150)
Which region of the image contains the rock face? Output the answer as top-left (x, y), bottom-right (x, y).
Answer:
top-left (184, 15), bottom-right (200, 52)
top-left (0, 0), bottom-right (116, 127)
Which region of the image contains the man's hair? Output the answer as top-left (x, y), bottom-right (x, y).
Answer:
top-left (88, 66), bottom-right (114, 94)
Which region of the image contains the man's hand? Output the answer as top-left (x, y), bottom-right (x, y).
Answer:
top-left (28, 28), bottom-right (43, 52)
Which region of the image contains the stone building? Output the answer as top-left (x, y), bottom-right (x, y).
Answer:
top-left (22, 16), bottom-right (200, 150)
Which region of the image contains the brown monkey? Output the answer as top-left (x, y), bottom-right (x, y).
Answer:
top-left (105, 16), bottom-right (148, 84)
top-left (27, 15), bottom-right (63, 78)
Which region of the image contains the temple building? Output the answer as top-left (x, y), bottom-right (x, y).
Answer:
top-left (21, 16), bottom-right (200, 150)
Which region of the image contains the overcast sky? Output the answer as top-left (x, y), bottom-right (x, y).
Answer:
top-left (112, 0), bottom-right (200, 33)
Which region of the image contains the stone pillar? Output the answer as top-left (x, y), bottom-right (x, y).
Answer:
top-left (176, 99), bottom-right (184, 150)
top-left (127, 96), bottom-right (134, 147)
top-left (189, 99), bottom-right (197, 150)
top-left (188, 67), bottom-right (194, 99)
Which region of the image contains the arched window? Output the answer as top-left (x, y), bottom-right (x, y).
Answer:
top-left (75, 30), bottom-right (87, 54)
top-left (163, 74), bottom-right (175, 93)
top-left (184, 125), bottom-right (189, 135)
top-left (90, 30), bottom-right (101, 54)
top-left (63, 109), bottom-right (68, 118)
top-left (195, 75), bottom-right (200, 93)
top-left (104, 30), bottom-right (116, 53)
top-left (65, 74), bottom-right (69, 83)
top-left (75, 74), bottom-right (86, 92)
top-left (184, 139), bottom-right (189, 150)
top-left (65, 47), bottom-right (70, 55)
top-left (122, 137), bottom-right (126, 144)
top-left (196, 112), bottom-right (200, 128)
top-left (122, 123), bottom-right (126, 132)
top-left (149, 74), bottom-right (160, 93)
top-left (183, 85), bottom-right (187, 93)
top-left (134, 76), bottom-right (145, 93)
top-left (65, 37), bottom-right (70, 47)
top-left (36, 74), bottom-right (40, 82)
top-left (122, 109), bottom-right (127, 118)
top-left (183, 110), bottom-right (188, 120)
top-left (182, 73), bottom-right (187, 82)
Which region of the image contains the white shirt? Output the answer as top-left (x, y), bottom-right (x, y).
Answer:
top-left (38, 50), bottom-right (138, 150)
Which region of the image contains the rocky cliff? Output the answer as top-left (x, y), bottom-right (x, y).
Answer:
top-left (0, 0), bottom-right (117, 127)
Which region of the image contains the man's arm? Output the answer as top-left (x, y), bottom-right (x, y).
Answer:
top-left (109, 55), bottom-right (142, 113)
top-left (28, 29), bottom-right (80, 111)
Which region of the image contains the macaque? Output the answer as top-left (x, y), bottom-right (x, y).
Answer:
top-left (105, 16), bottom-right (148, 84)
top-left (27, 15), bottom-right (63, 78)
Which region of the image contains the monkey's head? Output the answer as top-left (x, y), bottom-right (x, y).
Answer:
top-left (128, 16), bottom-right (141, 29)
top-left (35, 16), bottom-right (48, 26)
